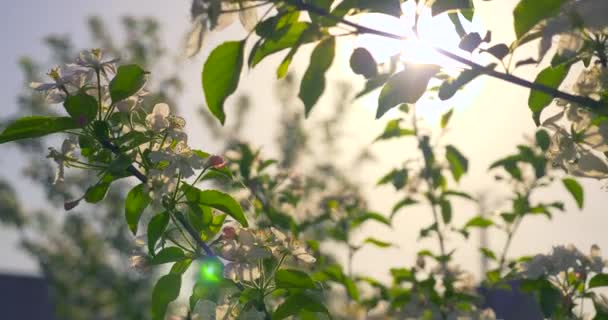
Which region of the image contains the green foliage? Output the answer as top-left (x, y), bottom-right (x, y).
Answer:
top-left (0, 116), bottom-right (78, 144)
top-left (589, 274), bottom-right (608, 289)
top-left (125, 183), bottom-right (151, 234)
top-left (513, 0), bottom-right (564, 39)
top-left (182, 185), bottom-right (248, 227)
top-left (562, 178), bottom-right (584, 209)
top-left (147, 212), bottom-right (170, 255)
top-left (299, 37), bottom-right (335, 117)
top-left (203, 41), bottom-right (245, 125)
top-left (445, 145), bottom-right (468, 182)
top-left (109, 64), bottom-right (147, 103)
top-left (151, 273), bottom-right (181, 320)
top-left (528, 65), bottom-right (570, 123)
top-left (377, 64), bottom-right (440, 118)
top-left (151, 247), bottom-right (186, 265)
top-left (275, 269), bottom-right (317, 289)
top-left (273, 292), bottom-right (329, 320)
top-left (63, 93), bottom-right (98, 126)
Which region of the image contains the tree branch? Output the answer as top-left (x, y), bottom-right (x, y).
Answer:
top-left (293, 1), bottom-right (607, 114)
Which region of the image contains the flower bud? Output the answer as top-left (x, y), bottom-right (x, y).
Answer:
top-left (222, 226), bottom-right (237, 239)
top-left (207, 155), bottom-right (226, 169)
top-left (64, 199), bottom-right (81, 211)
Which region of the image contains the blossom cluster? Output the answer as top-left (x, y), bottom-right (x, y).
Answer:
top-left (216, 226), bottom-right (316, 282)
top-left (521, 244), bottom-right (606, 279)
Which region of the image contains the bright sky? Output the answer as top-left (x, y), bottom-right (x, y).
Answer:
top-left (1, 0), bottom-right (607, 286)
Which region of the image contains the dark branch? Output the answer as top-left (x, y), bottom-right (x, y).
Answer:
top-left (294, 1), bottom-right (607, 114)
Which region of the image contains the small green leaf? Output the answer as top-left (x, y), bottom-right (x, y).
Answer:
top-left (275, 269), bottom-right (316, 289)
top-left (0, 116), bottom-right (78, 144)
top-left (251, 21), bottom-right (322, 67)
top-left (528, 65), bottom-right (569, 119)
top-left (63, 93), bottom-right (98, 126)
top-left (377, 64), bottom-right (439, 118)
top-left (170, 259), bottom-right (193, 275)
top-left (440, 108), bottom-right (454, 129)
top-left (351, 212), bottom-right (391, 228)
top-left (183, 185), bottom-right (248, 227)
top-left (375, 119), bottom-right (414, 141)
top-left (465, 216), bottom-right (494, 228)
top-left (151, 273), bottom-right (181, 320)
top-left (439, 199), bottom-right (452, 224)
top-left (299, 37), bottom-right (335, 117)
top-left (125, 184), bottom-right (151, 235)
top-left (446, 145), bottom-right (468, 182)
top-left (109, 64), bottom-right (147, 103)
top-left (377, 168), bottom-right (408, 190)
top-left (431, 0), bottom-right (474, 17)
top-left (535, 129), bottom-right (551, 151)
top-left (151, 247), bottom-right (186, 265)
top-left (562, 178), bottom-right (583, 209)
top-left (273, 293), bottom-right (329, 320)
top-left (350, 47), bottom-right (377, 78)
top-left (202, 41), bottom-right (245, 125)
top-left (590, 274), bottom-right (608, 289)
top-left (483, 44), bottom-right (510, 60)
top-left (513, 0), bottom-right (564, 39)
top-left (332, 0), bottom-right (402, 17)
top-left (480, 247), bottom-right (497, 260)
top-left (84, 173), bottom-right (116, 203)
top-left (148, 212), bottom-right (170, 255)
top-left (438, 64), bottom-right (496, 101)
top-left (363, 237), bottom-right (394, 248)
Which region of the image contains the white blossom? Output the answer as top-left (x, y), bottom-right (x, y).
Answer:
top-left (149, 141), bottom-right (205, 178)
top-left (146, 103), bottom-right (171, 132)
top-left (30, 66), bottom-right (84, 103)
top-left (46, 137), bottom-right (78, 184)
top-left (270, 227), bottom-right (316, 264)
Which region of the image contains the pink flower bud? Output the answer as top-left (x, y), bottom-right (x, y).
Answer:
top-left (207, 155), bottom-right (226, 169)
top-left (64, 199), bottom-right (81, 211)
top-left (222, 226), bottom-right (236, 239)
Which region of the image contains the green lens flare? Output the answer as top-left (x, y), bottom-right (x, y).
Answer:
top-left (199, 257), bottom-right (224, 283)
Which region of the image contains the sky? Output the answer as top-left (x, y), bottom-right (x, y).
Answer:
top-left (0, 0), bottom-right (607, 285)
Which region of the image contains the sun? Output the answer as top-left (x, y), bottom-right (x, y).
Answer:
top-left (349, 2), bottom-right (488, 123)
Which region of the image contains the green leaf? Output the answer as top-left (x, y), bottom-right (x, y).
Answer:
top-left (589, 274), bottom-right (608, 289)
top-left (375, 119), bottom-right (414, 141)
top-left (351, 212), bottom-right (391, 228)
top-left (151, 247), bottom-right (186, 265)
top-left (332, 0), bottom-right (402, 18)
top-left (431, 0), bottom-right (474, 17)
top-left (439, 199), bottom-right (452, 224)
top-left (363, 237), bottom-right (393, 248)
top-left (170, 259), bottom-right (193, 275)
top-left (377, 64), bottom-right (439, 119)
top-left (202, 41), bottom-right (245, 125)
top-left (125, 184), bottom-right (151, 235)
top-left (151, 273), bottom-right (181, 320)
top-left (391, 197), bottom-right (417, 217)
top-left (0, 116), bottom-right (78, 144)
top-left (299, 37), bottom-right (335, 117)
top-left (148, 212), bottom-right (170, 255)
top-left (273, 293), bottom-right (329, 320)
top-left (562, 178), bottom-right (583, 209)
top-left (480, 247), bottom-right (497, 260)
top-left (84, 173), bottom-right (116, 203)
top-left (528, 65), bottom-right (569, 118)
top-left (275, 269), bottom-right (316, 289)
top-left (440, 109), bottom-right (454, 129)
top-left (377, 168), bottom-right (408, 190)
top-left (513, 0), bottom-right (564, 39)
top-left (535, 129), bottom-right (551, 151)
top-left (63, 93), bottom-right (98, 126)
top-left (251, 22), bottom-right (322, 67)
top-left (438, 64), bottom-right (496, 101)
top-left (183, 185), bottom-right (248, 227)
top-left (109, 64), bottom-right (147, 103)
top-left (465, 216), bottom-right (494, 228)
top-left (445, 145), bottom-right (468, 182)
top-left (350, 47), bottom-right (378, 78)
